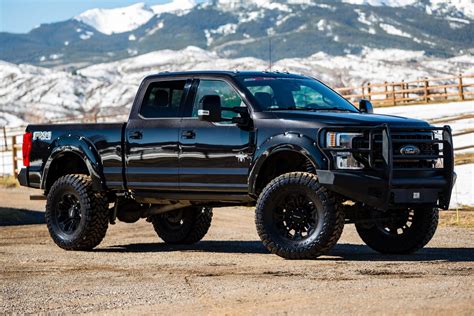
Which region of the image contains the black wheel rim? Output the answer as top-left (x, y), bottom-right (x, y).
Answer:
top-left (376, 209), bottom-right (415, 236)
top-left (161, 209), bottom-right (185, 231)
top-left (55, 193), bottom-right (82, 235)
top-left (273, 192), bottom-right (320, 242)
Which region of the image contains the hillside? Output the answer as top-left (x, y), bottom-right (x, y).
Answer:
top-left (0, 0), bottom-right (473, 67)
top-left (1, 45), bottom-right (473, 127)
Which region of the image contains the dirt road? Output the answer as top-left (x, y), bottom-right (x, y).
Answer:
top-left (1, 187), bottom-right (473, 315)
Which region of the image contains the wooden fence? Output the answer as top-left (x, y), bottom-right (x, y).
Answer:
top-left (335, 74), bottom-right (474, 106)
top-left (1, 74), bottom-right (473, 176)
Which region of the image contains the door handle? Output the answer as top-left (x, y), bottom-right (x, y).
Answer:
top-left (181, 130), bottom-right (196, 139)
top-left (129, 131), bottom-right (143, 140)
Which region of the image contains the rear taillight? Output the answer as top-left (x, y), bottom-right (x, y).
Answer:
top-left (22, 132), bottom-right (32, 167)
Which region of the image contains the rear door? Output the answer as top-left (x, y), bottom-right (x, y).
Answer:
top-left (125, 78), bottom-right (191, 191)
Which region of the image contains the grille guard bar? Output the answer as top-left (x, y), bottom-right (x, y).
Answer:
top-left (316, 124), bottom-right (455, 210)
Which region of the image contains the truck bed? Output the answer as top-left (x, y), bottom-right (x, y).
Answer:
top-left (24, 122), bottom-right (125, 190)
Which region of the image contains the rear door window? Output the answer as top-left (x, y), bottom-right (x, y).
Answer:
top-left (140, 80), bottom-right (187, 118)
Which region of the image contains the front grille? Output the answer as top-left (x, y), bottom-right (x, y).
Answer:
top-left (372, 131), bottom-right (439, 170)
top-left (319, 125), bottom-right (450, 174)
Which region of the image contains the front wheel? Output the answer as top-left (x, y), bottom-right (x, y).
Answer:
top-left (355, 207), bottom-right (439, 254)
top-left (255, 172), bottom-right (344, 259)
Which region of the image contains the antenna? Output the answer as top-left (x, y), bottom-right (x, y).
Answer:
top-left (268, 37), bottom-right (272, 71)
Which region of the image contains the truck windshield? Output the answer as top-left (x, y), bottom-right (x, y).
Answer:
top-left (237, 77), bottom-right (358, 113)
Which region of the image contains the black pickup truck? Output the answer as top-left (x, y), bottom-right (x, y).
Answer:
top-left (19, 71), bottom-right (455, 259)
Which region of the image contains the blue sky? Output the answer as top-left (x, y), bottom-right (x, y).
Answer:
top-left (0, 0), bottom-right (181, 33)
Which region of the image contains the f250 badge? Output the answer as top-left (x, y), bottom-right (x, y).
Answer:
top-left (33, 131), bottom-right (52, 141)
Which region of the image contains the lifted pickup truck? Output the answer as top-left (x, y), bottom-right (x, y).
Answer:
top-left (19, 71), bottom-right (455, 259)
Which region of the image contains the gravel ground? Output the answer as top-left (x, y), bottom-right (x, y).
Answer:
top-left (0, 187), bottom-right (473, 315)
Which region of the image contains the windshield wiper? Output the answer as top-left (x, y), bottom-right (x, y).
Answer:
top-left (268, 107), bottom-right (307, 111)
top-left (310, 107), bottom-right (356, 112)
top-left (269, 107), bottom-right (356, 112)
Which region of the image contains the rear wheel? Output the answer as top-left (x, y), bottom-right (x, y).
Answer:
top-left (45, 174), bottom-right (109, 250)
top-left (151, 207), bottom-right (213, 244)
top-left (255, 172), bottom-right (344, 259)
top-left (355, 207), bottom-right (439, 254)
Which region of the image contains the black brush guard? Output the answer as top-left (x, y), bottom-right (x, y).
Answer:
top-left (316, 124), bottom-right (455, 210)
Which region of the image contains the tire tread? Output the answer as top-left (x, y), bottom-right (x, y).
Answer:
top-left (255, 172), bottom-right (344, 259)
top-left (45, 174), bottom-right (109, 250)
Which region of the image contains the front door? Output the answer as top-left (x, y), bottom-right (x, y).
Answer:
top-left (125, 79), bottom-right (190, 191)
top-left (179, 78), bottom-right (255, 192)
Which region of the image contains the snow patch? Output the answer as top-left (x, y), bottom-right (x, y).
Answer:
top-left (379, 23), bottom-right (411, 38)
top-left (451, 164), bottom-right (474, 208)
top-left (79, 31), bottom-right (94, 40)
top-left (151, 0), bottom-right (195, 16)
top-left (429, 0), bottom-right (474, 20)
top-left (342, 0), bottom-right (417, 6)
top-left (75, 3), bottom-right (155, 35)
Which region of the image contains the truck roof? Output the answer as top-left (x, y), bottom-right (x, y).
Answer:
top-left (144, 70), bottom-right (309, 80)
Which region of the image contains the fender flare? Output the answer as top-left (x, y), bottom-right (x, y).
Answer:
top-left (41, 135), bottom-right (106, 191)
top-left (248, 132), bottom-right (327, 196)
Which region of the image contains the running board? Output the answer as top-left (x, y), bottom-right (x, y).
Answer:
top-left (30, 195), bottom-right (47, 200)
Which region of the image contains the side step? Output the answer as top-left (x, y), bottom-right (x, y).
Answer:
top-left (30, 195), bottom-right (47, 201)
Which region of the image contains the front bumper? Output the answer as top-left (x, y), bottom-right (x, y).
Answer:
top-left (317, 169), bottom-right (456, 210)
top-left (317, 124), bottom-right (455, 210)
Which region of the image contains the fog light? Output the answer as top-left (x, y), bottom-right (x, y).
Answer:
top-left (335, 152), bottom-right (364, 169)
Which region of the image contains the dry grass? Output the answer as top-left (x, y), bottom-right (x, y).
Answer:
top-left (0, 176), bottom-right (19, 188)
top-left (455, 152), bottom-right (474, 165)
top-left (440, 207), bottom-right (474, 228)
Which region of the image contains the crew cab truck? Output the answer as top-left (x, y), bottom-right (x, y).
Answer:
top-left (19, 71), bottom-right (455, 259)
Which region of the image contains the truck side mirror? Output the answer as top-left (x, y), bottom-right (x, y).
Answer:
top-left (198, 95), bottom-right (222, 122)
top-left (359, 99), bottom-right (374, 114)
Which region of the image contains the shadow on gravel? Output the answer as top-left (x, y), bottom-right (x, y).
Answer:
top-left (97, 241), bottom-right (474, 262)
top-left (97, 240), bottom-right (269, 254)
top-left (328, 243), bottom-right (474, 262)
top-left (0, 207), bottom-right (45, 226)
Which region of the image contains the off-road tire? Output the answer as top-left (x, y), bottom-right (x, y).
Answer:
top-left (255, 172), bottom-right (344, 259)
top-left (355, 207), bottom-right (439, 254)
top-left (45, 174), bottom-right (109, 250)
top-left (151, 207), bottom-right (213, 244)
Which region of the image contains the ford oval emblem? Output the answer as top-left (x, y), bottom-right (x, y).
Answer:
top-left (400, 145), bottom-right (421, 155)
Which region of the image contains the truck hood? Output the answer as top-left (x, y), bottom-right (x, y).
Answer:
top-left (271, 111), bottom-right (430, 127)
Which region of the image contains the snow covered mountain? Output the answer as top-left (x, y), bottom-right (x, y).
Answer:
top-left (1, 45), bottom-right (473, 127)
top-left (74, 3), bottom-right (156, 35)
top-left (343, 0), bottom-right (474, 20)
top-left (74, 1), bottom-right (196, 35)
top-left (0, 0), bottom-right (472, 67)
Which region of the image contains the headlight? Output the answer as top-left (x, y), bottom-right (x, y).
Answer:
top-left (326, 132), bottom-right (362, 148)
top-left (325, 132), bottom-right (364, 169)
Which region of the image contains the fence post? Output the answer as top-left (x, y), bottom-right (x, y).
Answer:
top-left (384, 81), bottom-right (388, 102)
top-left (2, 127), bottom-right (7, 151)
top-left (391, 83), bottom-right (396, 106)
top-left (367, 82), bottom-right (371, 101)
top-left (424, 78), bottom-right (429, 103)
top-left (361, 85), bottom-right (365, 99)
top-left (458, 74), bottom-right (464, 101)
top-left (12, 136), bottom-right (18, 178)
top-left (401, 80), bottom-right (405, 103)
top-left (405, 81), bottom-right (409, 103)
